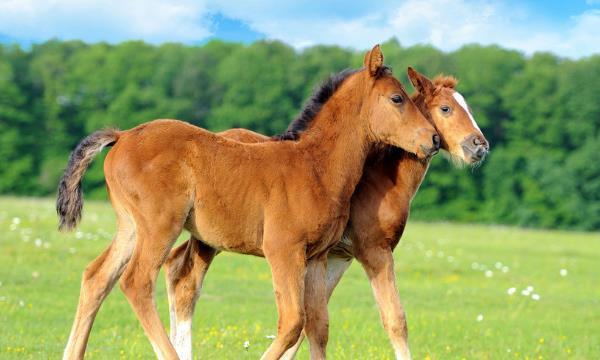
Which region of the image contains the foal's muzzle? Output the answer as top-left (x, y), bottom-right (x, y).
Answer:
top-left (461, 134), bottom-right (489, 162)
top-left (420, 134), bottom-right (441, 158)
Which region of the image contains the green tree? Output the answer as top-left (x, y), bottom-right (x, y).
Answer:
top-left (0, 40), bottom-right (598, 230)
top-left (0, 47), bottom-right (36, 192)
top-left (206, 41), bottom-right (299, 134)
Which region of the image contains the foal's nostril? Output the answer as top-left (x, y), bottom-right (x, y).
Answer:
top-left (432, 134), bottom-right (441, 150)
top-left (476, 147), bottom-right (486, 157)
top-left (473, 137), bottom-right (483, 146)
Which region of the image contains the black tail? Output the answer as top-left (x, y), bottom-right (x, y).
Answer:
top-left (56, 129), bottom-right (120, 231)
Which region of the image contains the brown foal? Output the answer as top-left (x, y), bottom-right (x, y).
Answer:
top-left (57, 45), bottom-right (439, 360)
top-left (166, 67), bottom-right (489, 359)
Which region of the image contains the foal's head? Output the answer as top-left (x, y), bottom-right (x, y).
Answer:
top-left (358, 45), bottom-right (440, 159)
top-left (408, 67), bottom-right (489, 165)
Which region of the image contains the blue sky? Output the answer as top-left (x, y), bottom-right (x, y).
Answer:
top-left (0, 0), bottom-right (598, 58)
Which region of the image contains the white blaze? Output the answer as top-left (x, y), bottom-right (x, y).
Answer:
top-left (452, 91), bottom-right (481, 132)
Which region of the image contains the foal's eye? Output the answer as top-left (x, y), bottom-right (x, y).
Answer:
top-left (440, 105), bottom-right (451, 114)
top-left (390, 94), bottom-right (404, 104)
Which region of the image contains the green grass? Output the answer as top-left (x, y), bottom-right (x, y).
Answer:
top-left (0, 197), bottom-right (598, 359)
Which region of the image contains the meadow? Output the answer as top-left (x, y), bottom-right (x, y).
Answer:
top-left (0, 196), bottom-right (598, 359)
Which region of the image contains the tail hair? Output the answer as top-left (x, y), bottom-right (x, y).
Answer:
top-left (56, 129), bottom-right (119, 231)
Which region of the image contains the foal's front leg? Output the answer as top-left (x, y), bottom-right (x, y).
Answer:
top-left (356, 246), bottom-right (411, 360)
top-left (302, 255), bottom-right (329, 359)
top-left (261, 238), bottom-right (307, 360)
top-left (281, 255), bottom-right (353, 360)
top-left (164, 237), bottom-right (217, 360)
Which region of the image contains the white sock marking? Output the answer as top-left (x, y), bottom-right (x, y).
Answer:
top-left (173, 319), bottom-right (192, 360)
top-left (394, 345), bottom-right (412, 360)
top-left (169, 301), bottom-right (177, 341)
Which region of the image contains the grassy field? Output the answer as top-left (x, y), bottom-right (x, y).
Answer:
top-left (0, 197), bottom-right (598, 359)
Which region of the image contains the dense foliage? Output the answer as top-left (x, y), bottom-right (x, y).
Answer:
top-left (0, 39), bottom-right (598, 230)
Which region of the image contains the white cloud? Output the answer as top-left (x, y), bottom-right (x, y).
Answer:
top-left (0, 0), bottom-right (212, 43)
top-left (560, 10), bottom-right (600, 57)
top-left (0, 0), bottom-right (598, 58)
top-left (223, 0), bottom-right (599, 58)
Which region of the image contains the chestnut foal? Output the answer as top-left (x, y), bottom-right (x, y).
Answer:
top-left (165, 67), bottom-right (489, 359)
top-left (57, 45), bottom-right (439, 360)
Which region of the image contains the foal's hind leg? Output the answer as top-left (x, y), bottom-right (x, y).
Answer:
top-left (63, 211), bottom-right (135, 360)
top-left (119, 212), bottom-right (186, 360)
top-left (165, 237), bottom-right (217, 360)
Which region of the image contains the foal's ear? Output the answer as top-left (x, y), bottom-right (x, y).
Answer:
top-left (407, 66), bottom-right (435, 98)
top-left (363, 44), bottom-right (384, 77)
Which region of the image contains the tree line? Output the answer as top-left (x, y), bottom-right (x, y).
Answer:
top-left (0, 39), bottom-right (598, 230)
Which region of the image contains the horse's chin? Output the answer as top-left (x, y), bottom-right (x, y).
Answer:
top-left (441, 149), bottom-right (469, 168)
top-left (469, 154), bottom-right (487, 169)
top-left (442, 149), bottom-right (487, 169)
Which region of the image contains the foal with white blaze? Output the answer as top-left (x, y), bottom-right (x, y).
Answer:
top-left (166, 67), bottom-right (489, 359)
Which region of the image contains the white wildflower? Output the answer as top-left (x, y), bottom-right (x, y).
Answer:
top-left (243, 340), bottom-right (250, 349)
top-left (265, 335), bottom-right (276, 340)
top-left (502, 266), bottom-right (509, 273)
top-left (560, 269), bottom-right (568, 277)
top-left (485, 270), bottom-right (493, 278)
top-left (526, 286), bottom-right (534, 292)
top-left (34, 239), bottom-right (42, 247)
top-left (531, 294), bottom-right (540, 301)
top-left (476, 314), bottom-right (484, 321)
top-left (495, 262), bottom-right (503, 269)
top-left (471, 262), bottom-right (479, 270)
top-left (507, 287), bottom-right (516, 295)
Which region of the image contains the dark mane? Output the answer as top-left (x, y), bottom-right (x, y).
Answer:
top-left (273, 68), bottom-right (360, 141)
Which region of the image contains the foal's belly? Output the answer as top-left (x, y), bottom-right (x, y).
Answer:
top-left (186, 208), bottom-right (350, 260)
top-left (304, 214), bottom-right (350, 259)
top-left (185, 204), bottom-right (266, 257)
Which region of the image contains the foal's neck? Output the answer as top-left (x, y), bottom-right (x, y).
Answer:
top-left (392, 93), bottom-right (435, 203)
top-left (393, 150), bottom-right (431, 203)
top-left (298, 90), bottom-right (371, 202)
